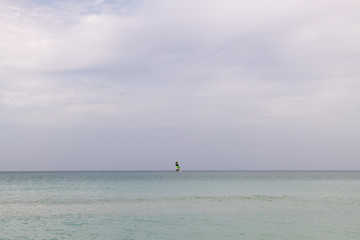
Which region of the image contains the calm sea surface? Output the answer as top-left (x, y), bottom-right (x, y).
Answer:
top-left (0, 171), bottom-right (359, 240)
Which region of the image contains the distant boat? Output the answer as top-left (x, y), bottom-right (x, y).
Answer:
top-left (175, 161), bottom-right (181, 172)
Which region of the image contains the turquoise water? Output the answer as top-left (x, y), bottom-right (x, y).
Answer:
top-left (1, 171), bottom-right (359, 240)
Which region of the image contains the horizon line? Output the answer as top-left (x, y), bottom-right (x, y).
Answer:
top-left (0, 169), bottom-right (359, 173)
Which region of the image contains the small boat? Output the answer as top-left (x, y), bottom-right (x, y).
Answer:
top-left (175, 161), bottom-right (181, 172)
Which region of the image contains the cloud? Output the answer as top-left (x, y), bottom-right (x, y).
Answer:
top-left (1, 0), bottom-right (360, 120)
top-left (1, 0), bottom-right (360, 169)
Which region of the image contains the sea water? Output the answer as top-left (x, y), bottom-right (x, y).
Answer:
top-left (0, 171), bottom-right (359, 240)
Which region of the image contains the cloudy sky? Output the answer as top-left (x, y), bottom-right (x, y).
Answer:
top-left (1, 0), bottom-right (360, 171)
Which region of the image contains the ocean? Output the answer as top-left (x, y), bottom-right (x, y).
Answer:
top-left (0, 171), bottom-right (359, 240)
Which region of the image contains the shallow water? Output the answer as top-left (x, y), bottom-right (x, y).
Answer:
top-left (1, 171), bottom-right (359, 239)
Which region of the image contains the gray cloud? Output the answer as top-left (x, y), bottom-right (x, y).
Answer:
top-left (1, 0), bottom-right (360, 170)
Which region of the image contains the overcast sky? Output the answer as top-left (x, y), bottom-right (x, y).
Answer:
top-left (1, 0), bottom-right (360, 171)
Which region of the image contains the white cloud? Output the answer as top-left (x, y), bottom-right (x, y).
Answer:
top-left (0, 0), bottom-right (360, 169)
top-left (1, 0), bottom-right (360, 170)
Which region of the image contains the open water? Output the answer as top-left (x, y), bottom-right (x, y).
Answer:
top-left (0, 171), bottom-right (359, 240)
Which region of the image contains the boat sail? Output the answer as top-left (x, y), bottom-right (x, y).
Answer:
top-left (175, 161), bottom-right (181, 172)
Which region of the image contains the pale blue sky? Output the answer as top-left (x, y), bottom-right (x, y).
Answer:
top-left (1, 0), bottom-right (360, 170)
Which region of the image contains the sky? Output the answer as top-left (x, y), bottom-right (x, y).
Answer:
top-left (1, 0), bottom-right (360, 171)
